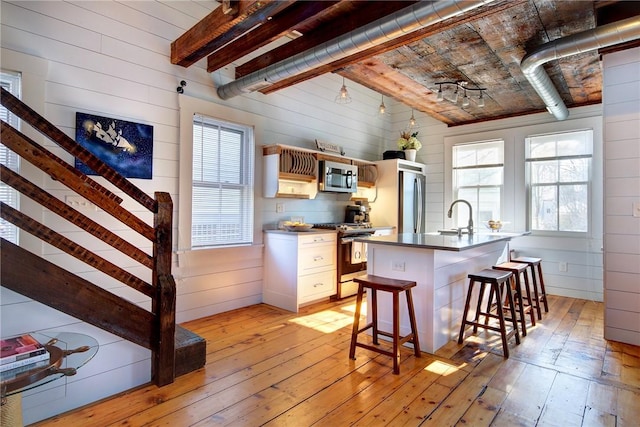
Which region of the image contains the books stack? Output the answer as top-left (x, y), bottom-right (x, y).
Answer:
top-left (1, 334), bottom-right (50, 374)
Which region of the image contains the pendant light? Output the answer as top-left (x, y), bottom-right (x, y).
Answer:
top-left (334, 77), bottom-right (352, 104)
top-left (378, 95), bottom-right (387, 115)
top-left (408, 109), bottom-right (417, 128)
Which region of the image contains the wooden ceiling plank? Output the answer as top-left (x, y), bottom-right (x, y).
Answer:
top-left (340, 61), bottom-right (455, 125)
top-left (235, 1), bottom-right (419, 78)
top-left (171, 0), bottom-right (294, 68)
top-left (258, 0), bottom-right (525, 94)
top-left (207, 1), bottom-right (341, 73)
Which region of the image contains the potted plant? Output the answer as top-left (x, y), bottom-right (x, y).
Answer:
top-left (397, 131), bottom-right (421, 161)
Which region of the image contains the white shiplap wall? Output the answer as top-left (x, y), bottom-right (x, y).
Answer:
top-left (603, 46), bottom-right (640, 346)
top-left (0, 0), bottom-right (628, 421)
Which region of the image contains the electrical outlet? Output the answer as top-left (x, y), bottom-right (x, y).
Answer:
top-left (392, 261), bottom-right (405, 272)
top-left (559, 261), bottom-right (568, 272)
top-left (276, 203), bottom-right (284, 213)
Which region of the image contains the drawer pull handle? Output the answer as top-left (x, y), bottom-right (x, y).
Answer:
top-left (313, 256), bottom-right (323, 261)
top-left (313, 237), bottom-right (325, 242)
top-left (313, 283), bottom-right (324, 288)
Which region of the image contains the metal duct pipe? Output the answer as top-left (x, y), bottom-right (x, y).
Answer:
top-left (521, 15), bottom-right (640, 121)
top-left (216, 0), bottom-right (494, 100)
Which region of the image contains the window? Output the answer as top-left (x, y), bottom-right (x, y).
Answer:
top-left (0, 70), bottom-right (21, 244)
top-left (191, 114), bottom-right (254, 248)
top-left (526, 130), bottom-right (592, 232)
top-left (452, 140), bottom-right (504, 228)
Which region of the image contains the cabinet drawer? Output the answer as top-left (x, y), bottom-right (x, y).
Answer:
top-left (299, 270), bottom-right (336, 302)
top-left (299, 245), bottom-right (334, 272)
top-left (299, 233), bottom-right (336, 247)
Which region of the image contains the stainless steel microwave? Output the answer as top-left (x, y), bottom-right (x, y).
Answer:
top-left (318, 160), bottom-right (358, 193)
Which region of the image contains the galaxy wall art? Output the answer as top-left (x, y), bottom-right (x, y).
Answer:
top-left (74, 112), bottom-right (153, 179)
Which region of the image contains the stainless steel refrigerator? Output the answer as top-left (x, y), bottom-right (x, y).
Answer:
top-left (370, 159), bottom-right (427, 233)
top-left (399, 168), bottom-right (426, 233)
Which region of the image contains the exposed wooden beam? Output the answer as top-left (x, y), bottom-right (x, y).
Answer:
top-left (258, 0), bottom-right (525, 94)
top-left (171, 0), bottom-right (294, 68)
top-left (207, 1), bottom-right (341, 72)
top-left (235, 1), bottom-right (418, 78)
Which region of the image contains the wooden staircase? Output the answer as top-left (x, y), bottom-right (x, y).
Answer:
top-left (0, 87), bottom-right (205, 386)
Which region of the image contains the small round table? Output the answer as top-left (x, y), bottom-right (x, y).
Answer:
top-left (1, 332), bottom-right (99, 426)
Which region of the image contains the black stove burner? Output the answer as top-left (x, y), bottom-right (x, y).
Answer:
top-left (313, 222), bottom-right (372, 231)
top-left (313, 223), bottom-right (375, 237)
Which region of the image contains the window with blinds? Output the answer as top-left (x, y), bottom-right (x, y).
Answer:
top-left (1, 71), bottom-right (21, 244)
top-left (452, 140), bottom-right (504, 227)
top-left (526, 129), bottom-right (592, 233)
top-left (191, 114), bottom-right (254, 248)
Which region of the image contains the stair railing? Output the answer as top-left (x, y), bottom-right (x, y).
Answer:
top-left (0, 87), bottom-right (176, 386)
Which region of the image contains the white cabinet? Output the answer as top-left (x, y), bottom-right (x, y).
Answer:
top-left (263, 145), bottom-right (318, 199)
top-left (263, 231), bottom-right (337, 312)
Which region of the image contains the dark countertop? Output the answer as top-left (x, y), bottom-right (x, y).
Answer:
top-left (355, 232), bottom-right (528, 251)
top-left (263, 226), bottom-right (395, 235)
top-left (263, 229), bottom-right (338, 235)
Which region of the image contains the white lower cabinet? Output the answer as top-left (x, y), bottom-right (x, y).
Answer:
top-left (264, 231), bottom-right (337, 312)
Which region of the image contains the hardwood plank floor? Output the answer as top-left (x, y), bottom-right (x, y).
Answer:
top-left (34, 295), bottom-right (640, 426)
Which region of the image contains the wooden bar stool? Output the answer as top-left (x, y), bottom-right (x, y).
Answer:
top-left (492, 262), bottom-right (536, 336)
top-left (458, 269), bottom-right (520, 357)
top-left (349, 274), bottom-right (421, 374)
top-left (511, 256), bottom-right (548, 319)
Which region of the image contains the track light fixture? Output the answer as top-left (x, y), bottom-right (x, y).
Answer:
top-left (334, 77), bottom-right (352, 104)
top-left (176, 80), bottom-right (186, 93)
top-left (435, 80), bottom-right (485, 107)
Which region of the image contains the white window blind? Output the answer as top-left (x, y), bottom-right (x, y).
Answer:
top-left (452, 140), bottom-right (504, 227)
top-left (0, 71), bottom-right (21, 244)
top-left (526, 129), bottom-right (592, 232)
top-left (191, 114), bottom-right (254, 248)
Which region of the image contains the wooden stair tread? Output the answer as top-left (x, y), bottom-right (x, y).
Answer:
top-left (175, 325), bottom-right (206, 377)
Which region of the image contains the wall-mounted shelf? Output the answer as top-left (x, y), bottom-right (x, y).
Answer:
top-left (263, 145), bottom-right (379, 200)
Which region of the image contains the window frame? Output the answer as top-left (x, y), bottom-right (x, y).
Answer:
top-left (451, 139), bottom-right (505, 230)
top-left (1, 70), bottom-right (22, 244)
top-left (177, 95), bottom-right (262, 254)
top-left (190, 114), bottom-right (254, 249)
top-left (525, 129), bottom-right (593, 235)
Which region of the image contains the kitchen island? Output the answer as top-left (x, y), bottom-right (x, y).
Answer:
top-left (355, 232), bottom-right (526, 353)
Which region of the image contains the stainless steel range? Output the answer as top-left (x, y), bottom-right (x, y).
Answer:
top-left (313, 222), bottom-right (376, 299)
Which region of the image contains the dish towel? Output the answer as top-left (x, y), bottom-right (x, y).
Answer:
top-left (351, 242), bottom-right (367, 263)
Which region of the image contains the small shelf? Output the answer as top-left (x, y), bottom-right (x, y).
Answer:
top-left (275, 193), bottom-right (311, 199)
top-left (278, 172), bottom-right (315, 183)
top-left (277, 147), bottom-right (317, 180)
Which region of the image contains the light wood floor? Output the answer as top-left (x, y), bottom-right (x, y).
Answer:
top-left (35, 295), bottom-right (640, 426)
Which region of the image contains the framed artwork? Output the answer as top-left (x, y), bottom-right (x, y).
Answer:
top-left (74, 112), bottom-right (153, 179)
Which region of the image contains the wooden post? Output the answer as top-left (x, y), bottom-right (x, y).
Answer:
top-left (152, 192), bottom-right (176, 386)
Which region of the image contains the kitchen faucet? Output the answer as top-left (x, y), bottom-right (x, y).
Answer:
top-left (447, 199), bottom-right (474, 235)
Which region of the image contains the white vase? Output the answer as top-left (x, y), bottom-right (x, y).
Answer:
top-left (405, 149), bottom-right (417, 162)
